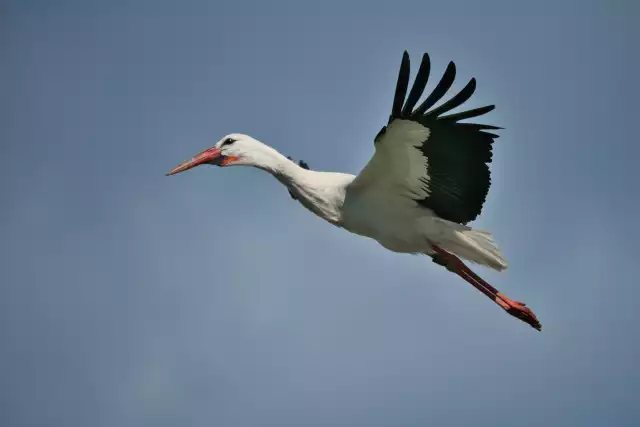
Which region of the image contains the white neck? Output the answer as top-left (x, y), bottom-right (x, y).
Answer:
top-left (250, 145), bottom-right (354, 225)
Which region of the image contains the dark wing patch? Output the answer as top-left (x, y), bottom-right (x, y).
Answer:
top-left (419, 122), bottom-right (495, 224)
top-left (380, 51), bottom-right (502, 224)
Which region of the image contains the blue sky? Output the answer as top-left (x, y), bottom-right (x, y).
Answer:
top-left (2, 1), bottom-right (639, 426)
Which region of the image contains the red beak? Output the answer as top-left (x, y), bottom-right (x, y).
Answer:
top-left (166, 147), bottom-right (222, 176)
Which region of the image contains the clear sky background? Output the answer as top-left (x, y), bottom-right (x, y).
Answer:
top-left (2, 1), bottom-right (639, 426)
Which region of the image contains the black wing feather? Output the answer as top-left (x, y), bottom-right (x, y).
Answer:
top-left (425, 78), bottom-right (476, 118)
top-left (401, 53), bottom-right (430, 116)
top-left (455, 123), bottom-right (503, 131)
top-left (378, 51), bottom-right (502, 224)
top-left (391, 51), bottom-right (411, 120)
top-left (414, 61), bottom-right (456, 115)
top-left (439, 105), bottom-right (495, 122)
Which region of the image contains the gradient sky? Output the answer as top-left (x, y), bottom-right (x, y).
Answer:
top-left (2, 1), bottom-right (639, 426)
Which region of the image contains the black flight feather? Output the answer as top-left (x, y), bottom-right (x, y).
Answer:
top-left (401, 53), bottom-right (431, 116)
top-left (455, 123), bottom-right (503, 131)
top-left (391, 51), bottom-right (411, 120)
top-left (424, 78), bottom-right (477, 118)
top-left (439, 105), bottom-right (495, 122)
top-left (414, 61), bottom-right (456, 116)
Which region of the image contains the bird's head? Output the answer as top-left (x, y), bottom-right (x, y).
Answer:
top-left (166, 133), bottom-right (272, 176)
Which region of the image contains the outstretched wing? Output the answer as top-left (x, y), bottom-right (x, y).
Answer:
top-left (351, 51), bottom-right (501, 224)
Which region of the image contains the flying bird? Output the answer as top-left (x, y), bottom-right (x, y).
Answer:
top-left (167, 51), bottom-right (541, 331)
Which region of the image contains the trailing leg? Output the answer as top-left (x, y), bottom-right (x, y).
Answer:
top-left (431, 245), bottom-right (541, 331)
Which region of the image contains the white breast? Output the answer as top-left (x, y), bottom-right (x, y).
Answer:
top-left (341, 186), bottom-right (436, 253)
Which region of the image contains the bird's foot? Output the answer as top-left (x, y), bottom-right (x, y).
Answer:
top-left (495, 293), bottom-right (542, 331)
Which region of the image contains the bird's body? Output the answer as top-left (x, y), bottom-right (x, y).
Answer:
top-left (167, 51), bottom-right (541, 330)
top-left (259, 144), bottom-right (506, 270)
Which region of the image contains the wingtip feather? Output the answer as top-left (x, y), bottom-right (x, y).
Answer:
top-left (414, 60), bottom-right (457, 115)
top-left (391, 51), bottom-right (411, 119)
top-left (401, 52), bottom-right (432, 116)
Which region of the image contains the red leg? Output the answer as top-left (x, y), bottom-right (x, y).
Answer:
top-left (432, 245), bottom-right (542, 331)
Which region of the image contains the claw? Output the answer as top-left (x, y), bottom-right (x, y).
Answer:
top-left (497, 293), bottom-right (542, 331)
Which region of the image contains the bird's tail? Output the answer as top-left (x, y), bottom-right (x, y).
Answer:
top-left (430, 219), bottom-right (508, 272)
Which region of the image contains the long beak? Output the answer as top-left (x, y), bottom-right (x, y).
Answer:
top-left (166, 147), bottom-right (222, 176)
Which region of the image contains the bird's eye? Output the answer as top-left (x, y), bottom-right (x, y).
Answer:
top-left (222, 138), bottom-right (235, 147)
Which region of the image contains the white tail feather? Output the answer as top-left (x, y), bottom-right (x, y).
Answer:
top-left (430, 219), bottom-right (508, 271)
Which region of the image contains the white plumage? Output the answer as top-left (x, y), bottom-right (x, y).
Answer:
top-left (167, 51), bottom-right (541, 330)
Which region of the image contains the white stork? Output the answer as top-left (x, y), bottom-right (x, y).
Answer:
top-left (167, 51), bottom-right (541, 331)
